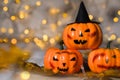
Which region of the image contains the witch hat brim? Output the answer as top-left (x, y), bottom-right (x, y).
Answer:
top-left (75, 1), bottom-right (100, 24)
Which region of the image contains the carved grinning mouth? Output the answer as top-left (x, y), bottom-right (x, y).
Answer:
top-left (97, 65), bottom-right (110, 69)
top-left (57, 67), bottom-right (69, 72)
top-left (74, 40), bottom-right (87, 44)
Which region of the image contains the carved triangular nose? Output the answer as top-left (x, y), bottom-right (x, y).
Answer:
top-left (79, 31), bottom-right (83, 37)
top-left (63, 63), bottom-right (66, 67)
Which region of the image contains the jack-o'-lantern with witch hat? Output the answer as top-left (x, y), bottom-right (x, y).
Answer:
top-left (62, 1), bottom-right (103, 50)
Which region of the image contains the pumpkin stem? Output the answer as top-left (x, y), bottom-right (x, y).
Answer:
top-left (59, 40), bottom-right (64, 50)
top-left (107, 40), bottom-right (112, 48)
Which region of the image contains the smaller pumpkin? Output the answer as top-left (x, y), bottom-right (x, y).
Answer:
top-left (44, 48), bottom-right (83, 74)
top-left (88, 41), bottom-right (120, 73)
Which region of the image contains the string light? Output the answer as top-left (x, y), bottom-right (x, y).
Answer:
top-left (42, 19), bottom-right (47, 25)
top-left (62, 13), bottom-right (68, 18)
top-left (50, 23), bottom-right (57, 31)
top-left (117, 38), bottom-right (120, 44)
top-left (109, 34), bottom-right (117, 41)
top-left (43, 34), bottom-right (48, 42)
top-left (3, 38), bottom-right (8, 43)
top-left (117, 10), bottom-right (120, 15)
top-left (11, 38), bottom-right (17, 44)
top-left (89, 14), bottom-right (93, 20)
top-left (36, 1), bottom-right (41, 6)
top-left (64, 0), bottom-right (69, 4)
top-left (24, 38), bottom-right (30, 43)
top-left (3, 6), bottom-right (8, 12)
top-left (98, 17), bottom-right (104, 22)
top-left (10, 16), bottom-right (16, 21)
top-left (1, 27), bottom-right (7, 33)
top-left (113, 17), bottom-right (119, 23)
top-left (19, 11), bottom-right (25, 19)
top-left (24, 5), bottom-right (30, 10)
top-left (55, 34), bottom-right (60, 41)
top-left (33, 37), bottom-right (45, 49)
top-left (3, 0), bottom-right (8, 4)
top-left (49, 8), bottom-right (60, 15)
top-left (106, 26), bottom-right (111, 31)
top-left (20, 71), bottom-right (30, 80)
top-left (49, 38), bottom-right (55, 45)
top-left (15, 0), bottom-right (21, 4)
top-left (24, 29), bottom-right (30, 35)
top-left (57, 20), bottom-right (62, 26)
top-left (8, 28), bottom-right (14, 34)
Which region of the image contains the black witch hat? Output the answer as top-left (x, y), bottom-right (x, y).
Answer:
top-left (75, 1), bottom-right (100, 24)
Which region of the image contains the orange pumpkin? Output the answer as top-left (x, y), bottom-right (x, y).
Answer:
top-left (88, 41), bottom-right (120, 73)
top-left (63, 23), bottom-right (102, 50)
top-left (44, 48), bottom-right (83, 74)
top-left (62, 2), bottom-right (102, 50)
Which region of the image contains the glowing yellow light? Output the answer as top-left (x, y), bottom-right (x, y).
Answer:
top-left (20, 71), bottom-right (30, 80)
top-left (36, 1), bottom-right (41, 6)
top-left (57, 21), bottom-right (62, 26)
top-left (3, 6), bottom-right (8, 12)
top-left (24, 38), bottom-right (30, 43)
top-left (15, 0), bottom-right (21, 4)
top-left (62, 13), bottom-right (68, 18)
top-left (34, 39), bottom-right (45, 49)
top-left (109, 34), bottom-right (117, 41)
top-left (19, 11), bottom-right (25, 19)
top-left (106, 26), bottom-right (111, 31)
top-left (49, 38), bottom-right (55, 44)
top-left (117, 10), bottom-right (120, 15)
top-left (42, 19), bottom-right (47, 25)
top-left (3, 38), bottom-right (8, 43)
top-left (98, 17), bottom-right (104, 22)
top-left (50, 24), bottom-right (57, 31)
top-left (3, 0), bottom-right (8, 4)
top-left (8, 28), bottom-right (14, 34)
top-left (24, 29), bottom-right (29, 34)
top-left (10, 16), bottom-right (16, 21)
top-left (11, 38), bottom-right (17, 44)
top-left (43, 34), bottom-right (48, 42)
top-left (24, 5), bottom-right (30, 10)
top-left (49, 8), bottom-right (60, 15)
top-left (1, 27), bottom-right (7, 33)
top-left (117, 38), bottom-right (120, 44)
top-left (113, 17), bottom-right (119, 22)
top-left (64, 0), bottom-right (69, 4)
top-left (89, 14), bottom-right (93, 20)
top-left (22, 52), bottom-right (30, 60)
top-left (55, 35), bottom-right (60, 41)
top-left (33, 37), bottom-right (38, 42)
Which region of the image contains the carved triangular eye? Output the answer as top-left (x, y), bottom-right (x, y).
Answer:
top-left (112, 55), bottom-right (116, 58)
top-left (70, 57), bottom-right (76, 61)
top-left (85, 29), bottom-right (90, 32)
top-left (71, 28), bottom-right (76, 31)
top-left (53, 56), bottom-right (58, 61)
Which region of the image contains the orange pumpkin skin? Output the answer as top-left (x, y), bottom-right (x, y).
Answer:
top-left (44, 48), bottom-right (83, 74)
top-left (62, 23), bottom-right (102, 50)
top-left (88, 48), bottom-right (120, 73)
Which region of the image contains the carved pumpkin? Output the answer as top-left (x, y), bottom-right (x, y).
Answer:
top-left (44, 48), bottom-right (83, 74)
top-left (62, 2), bottom-right (102, 50)
top-left (63, 23), bottom-right (102, 50)
top-left (88, 41), bottom-right (120, 73)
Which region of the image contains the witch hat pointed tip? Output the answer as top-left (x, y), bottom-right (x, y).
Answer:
top-left (75, 1), bottom-right (91, 23)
